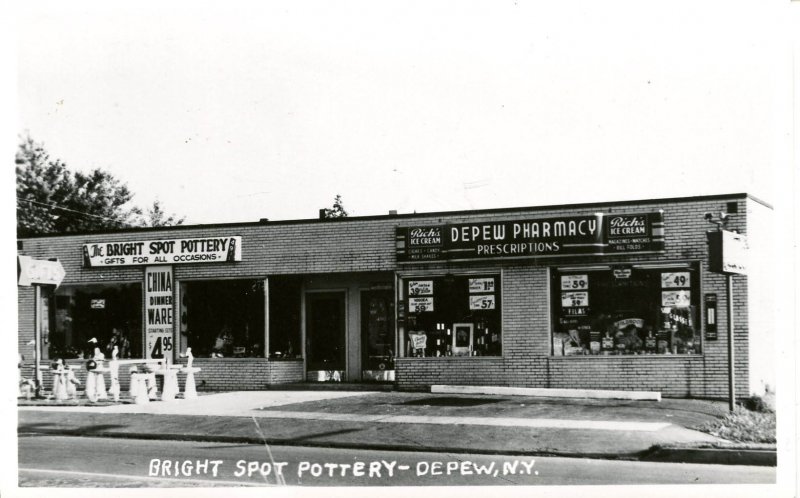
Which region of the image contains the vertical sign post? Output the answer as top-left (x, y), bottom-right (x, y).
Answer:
top-left (18, 256), bottom-right (66, 398)
top-left (707, 229), bottom-right (748, 412)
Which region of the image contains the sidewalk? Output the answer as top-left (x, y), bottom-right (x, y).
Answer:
top-left (17, 390), bottom-right (776, 466)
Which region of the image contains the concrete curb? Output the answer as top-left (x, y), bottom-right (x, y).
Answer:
top-left (641, 446), bottom-right (777, 467)
top-left (432, 385), bottom-right (662, 401)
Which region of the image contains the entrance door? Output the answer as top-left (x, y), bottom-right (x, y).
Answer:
top-left (305, 292), bottom-right (346, 378)
top-left (361, 289), bottom-right (395, 381)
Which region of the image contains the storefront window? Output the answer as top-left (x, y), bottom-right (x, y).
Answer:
top-left (401, 274), bottom-right (501, 357)
top-left (180, 279), bottom-right (265, 358)
top-left (551, 265), bottom-right (701, 356)
top-left (49, 283), bottom-right (143, 359)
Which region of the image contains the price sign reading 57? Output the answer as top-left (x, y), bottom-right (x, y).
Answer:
top-left (469, 295), bottom-right (496, 310)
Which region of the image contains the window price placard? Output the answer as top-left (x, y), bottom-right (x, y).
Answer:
top-left (408, 296), bottom-right (434, 313)
top-left (561, 291), bottom-right (589, 307)
top-left (469, 295), bottom-right (496, 310)
top-left (468, 277), bottom-right (496, 293)
top-left (661, 272), bottom-right (691, 288)
top-left (408, 280), bottom-right (434, 295)
top-left (561, 274), bottom-right (588, 290)
top-left (662, 290), bottom-right (691, 308)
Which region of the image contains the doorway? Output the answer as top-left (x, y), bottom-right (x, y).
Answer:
top-left (305, 291), bottom-right (346, 379)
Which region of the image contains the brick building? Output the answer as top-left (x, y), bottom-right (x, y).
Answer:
top-left (17, 193), bottom-right (773, 399)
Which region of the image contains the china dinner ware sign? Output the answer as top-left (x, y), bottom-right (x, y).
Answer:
top-left (396, 212), bottom-right (664, 262)
top-left (83, 236), bottom-right (242, 267)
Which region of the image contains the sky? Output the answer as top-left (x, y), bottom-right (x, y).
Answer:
top-left (11, 1), bottom-right (795, 225)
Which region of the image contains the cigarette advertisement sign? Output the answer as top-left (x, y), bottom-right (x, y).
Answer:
top-left (145, 266), bottom-right (174, 360)
top-left (396, 211), bottom-right (664, 262)
top-left (83, 236), bottom-right (242, 267)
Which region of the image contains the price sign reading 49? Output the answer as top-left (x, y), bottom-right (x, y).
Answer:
top-left (561, 274), bottom-right (588, 290)
top-left (661, 272), bottom-right (691, 288)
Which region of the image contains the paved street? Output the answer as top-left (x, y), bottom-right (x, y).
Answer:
top-left (18, 435), bottom-right (776, 487)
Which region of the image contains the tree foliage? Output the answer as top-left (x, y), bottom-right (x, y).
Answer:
top-left (322, 194), bottom-right (349, 219)
top-left (16, 135), bottom-right (184, 237)
top-left (135, 199), bottom-right (185, 228)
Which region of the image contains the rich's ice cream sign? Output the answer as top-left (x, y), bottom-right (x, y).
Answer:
top-left (397, 212), bottom-right (664, 262)
top-left (82, 236), bottom-right (242, 267)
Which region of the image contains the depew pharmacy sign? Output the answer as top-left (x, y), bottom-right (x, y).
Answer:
top-left (82, 236), bottom-right (242, 267)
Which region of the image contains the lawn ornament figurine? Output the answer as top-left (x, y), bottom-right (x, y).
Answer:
top-left (108, 346), bottom-right (121, 402)
top-left (180, 347), bottom-right (201, 399)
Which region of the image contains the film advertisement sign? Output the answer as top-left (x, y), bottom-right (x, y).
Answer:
top-left (145, 266), bottom-right (174, 360)
top-left (83, 236), bottom-right (242, 267)
top-left (408, 280), bottom-right (434, 296)
top-left (396, 211), bottom-right (664, 262)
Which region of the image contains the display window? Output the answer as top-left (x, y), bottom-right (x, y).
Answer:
top-left (401, 274), bottom-right (501, 357)
top-left (551, 264), bottom-right (701, 356)
top-left (180, 279), bottom-right (265, 358)
top-left (48, 283), bottom-right (143, 360)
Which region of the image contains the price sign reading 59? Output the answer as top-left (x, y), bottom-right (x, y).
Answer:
top-left (408, 297), bottom-right (434, 313)
top-left (561, 275), bottom-right (588, 290)
top-left (561, 291), bottom-right (589, 308)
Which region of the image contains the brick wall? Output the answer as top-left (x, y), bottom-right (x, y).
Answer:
top-left (18, 194), bottom-right (768, 399)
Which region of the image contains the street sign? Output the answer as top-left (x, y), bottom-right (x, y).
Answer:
top-left (17, 255), bottom-right (66, 287)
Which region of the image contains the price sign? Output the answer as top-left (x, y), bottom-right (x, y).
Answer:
top-left (408, 297), bottom-right (434, 313)
top-left (146, 330), bottom-right (173, 359)
top-left (661, 272), bottom-right (691, 288)
top-left (468, 278), bottom-right (496, 293)
top-left (561, 291), bottom-right (589, 307)
top-left (662, 290), bottom-right (691, 308)
top-left (561, 275), bottom-right (588, 290)
top-left (408, 280), bottom-right (434, 296)
top-left (469, 295), bottom-right (496, 310)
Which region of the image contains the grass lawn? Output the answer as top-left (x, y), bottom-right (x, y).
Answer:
top-left (697, 405), bottom-right (776, 444)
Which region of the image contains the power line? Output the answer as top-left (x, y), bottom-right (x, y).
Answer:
top-left (16, 197), bottom-right (133, 226)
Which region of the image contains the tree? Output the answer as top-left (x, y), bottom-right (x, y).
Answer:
top-left (135, 199), bottom-right (185, 228)
top-left (16, 135), bottom-right (184, 236)
top-left (321, 194), bottom-right (349, 219)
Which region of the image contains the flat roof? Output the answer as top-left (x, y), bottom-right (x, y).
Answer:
top-left (18, 192), bottom-right (770, 239)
